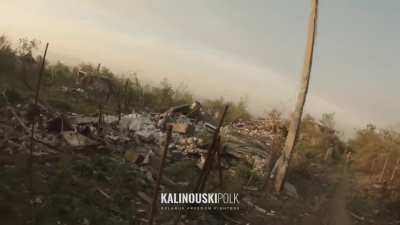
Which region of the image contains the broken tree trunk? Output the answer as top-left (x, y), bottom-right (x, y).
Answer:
top-left (274, 0), bottom-right (318, 192)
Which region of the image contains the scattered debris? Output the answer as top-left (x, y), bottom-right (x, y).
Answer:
top-left (125, 149), bottom-right (144, 164)
top-left (62, 131), bottom-right (97, 147)
top-left (97, 188), bottom-right (113, 200)
top-left (0, 99), bottom-right (290, 225)
top-left (172, 122), bottom-right (193, 134)
top-left (243, 197), bottom-right (267, 214)
top-left (284, 182), bottom-right (299, 199)
top-left (137, 192), bottom-right (152, 204)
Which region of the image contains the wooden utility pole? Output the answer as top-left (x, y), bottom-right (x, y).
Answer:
top-left (274, 0), bottom-right (319, 192)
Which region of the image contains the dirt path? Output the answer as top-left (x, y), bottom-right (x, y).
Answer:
top-left (326, 170), bottom-right (352, 225)
top-left (301, 166), bottom-right (353, 225)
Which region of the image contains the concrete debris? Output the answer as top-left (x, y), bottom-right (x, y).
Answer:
top-left (172, 122), bottom-right (193, 134)
top-left (142, 149), bottom-right (153, 164)
top-left (0, 99), bottom-right (290, 224)
top-left (62, 131), bottom-right (97, 147)
top-left (47, 115), bottom-right (73, 133)
top-left (222, 129), bottom-right (273, 176)
top-left (70, 115), bottom-right (98, 125)
top-left (243, 186), bottom-right (259, 191)
top-left (120, 113), bottom-right (160, 142)
top-left (284, 181), bottom-right (299, 199)
top-left (196, 154), bottom-right (206, 170)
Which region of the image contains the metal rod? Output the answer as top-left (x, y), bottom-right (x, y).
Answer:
top-left (148, 125), bottom-right (173, 225)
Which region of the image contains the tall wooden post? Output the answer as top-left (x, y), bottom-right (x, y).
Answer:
top-left (274, 0), bottom-right (319, 192)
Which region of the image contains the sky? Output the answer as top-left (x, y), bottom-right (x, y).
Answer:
top-left (1, 0), bottom-right (400, 136)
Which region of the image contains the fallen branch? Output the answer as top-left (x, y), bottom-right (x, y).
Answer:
top-left (349, 211), bottom-right (365, 221)
top-left (6, 106), bottom-right (30, 133)
top-left (221, 213), bottom-right (241, 225)
top-left (33, 138), bottom-right (61, 151)
top-left (243, 197), bottom-right (267, 214)
top-left (97, 188), bottom-right (113, 200)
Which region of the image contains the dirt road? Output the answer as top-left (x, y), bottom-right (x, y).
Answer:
top-left (301, 167), bottom-right (352, 225)
top-left (326, 171), bottom-right (352, 225)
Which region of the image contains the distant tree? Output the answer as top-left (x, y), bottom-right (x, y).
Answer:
top-left (320, 113), bottom-right (335, 130)
top-left (158, 78), bottom-right (175, 111)
top-left (202, 96), bottom-right (251, 123)
top-left (79, 63), bottom-right (96, 74)
top-left (226, 97), bottom-right (252, 122)
top-left (15, 37), bottom-right (39, 57)
top-left (173, 82), bottom-right (193, 105)
top-left (100, 66), bottom-right (115, 78)
top-left (47, 61), bottom-right (74, 86)
top-left (0, 35), bottom-right (16, 72)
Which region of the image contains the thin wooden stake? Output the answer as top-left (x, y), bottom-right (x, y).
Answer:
top-left (96, 63), bottom-right (101, 73)
top-left (29, 42), bottom-right (49, 171)
top-left (29, 42), bottom-right (49, 223)
top-left (216, 138), bottom-right (224, 188)
top-left (148, 125), bottom-right (173, 225)
top-left (172, 106), bottom-right (229, 225)
top-left (98, 104), bottom-right (103, 132)
top-left (118, 103), bottom-right (122, 122)
top-left (194, 105), bottom-right (229, 193)
top-left (379, 156), bottom-right (389, 183)
top-left (390, 159), bottom-right (400, 182)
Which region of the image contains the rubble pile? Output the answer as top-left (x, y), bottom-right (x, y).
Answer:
top-left (0, 97), bottom-right (288, 224)
top-left (231, 118), bottom-right (287, 141)
top-left (223, 118), bottom-right (288, 173)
